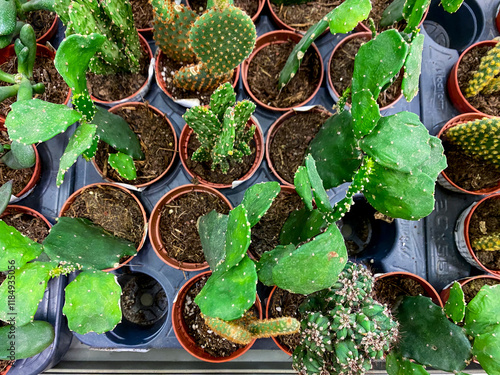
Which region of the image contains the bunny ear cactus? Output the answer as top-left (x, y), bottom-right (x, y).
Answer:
top-left (464, 40), bottom-right (500, 98)
top-left (471, 233), bottom-right (500, 251)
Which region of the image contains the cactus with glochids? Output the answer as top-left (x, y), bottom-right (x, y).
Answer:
top-left (183, 83), bottom-right (256, 174)
top-left (5, 33), bottom-right (145, 187)
top-left (292, 262), bottom-right (399, 375)
top-left (465, 40), bottom-right (500, 98)
top-left (471, 232), bottom-right (500, 251)
top-left (150, 0), bottom-right (256, 92)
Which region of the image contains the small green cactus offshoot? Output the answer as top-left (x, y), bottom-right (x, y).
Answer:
top-left (292, 263), bottom-right (398, 375)
top-left (183, 83), bottom-right (256, 174)
top-left (465, 40), bottom-right (500, 98)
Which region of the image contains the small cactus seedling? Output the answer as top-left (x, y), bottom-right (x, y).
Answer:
top-left (465, 40), bottom-right (500, 98)
top-left (183, 83), bottom-right (256, 174)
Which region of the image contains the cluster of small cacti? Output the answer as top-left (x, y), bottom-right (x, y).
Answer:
top-left (292, 262), bottom-right (398, 375)
top-left (183, 83), bottom-right (256, 174)
top-left (465, 40), bottom-right (500, 98)
top-left (150, 0), bottom-right (256, 92)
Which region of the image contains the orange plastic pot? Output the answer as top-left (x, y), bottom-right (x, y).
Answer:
top-left (59, 183), bottom-right (148, 272)
top-left (186, 0), bottom-right (265, 23)
top-left (172, 271), bottom-right (262, 363)
top-left (91, 102), bottom-right (178, 188)
top-left (179, 117), bottom-right (264, 189)
top-left (440, 274), bottom-right (500, 303)
top-left (149, 184), bottom-right (232, 271)
top-left (1, 204), bottom-right (51, 228)
top-left (0, 363), bottom-right (12, 375)
top-left (241, 30), bottom-right (324, 112)
top-left (436, 113), bottom-right (500, 195)
top-left (36, 14), bottom-right (59, 45)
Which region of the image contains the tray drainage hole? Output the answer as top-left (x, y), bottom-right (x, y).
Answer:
top-left (140, 293), bottom-right (154, 307)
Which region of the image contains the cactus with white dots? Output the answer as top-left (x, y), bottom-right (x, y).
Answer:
top-left (183, 83), bottom-right (256, 174)
top-left (471, 232), bottom-right (500, 251)
top-left (465, 40), bottom-right (500, 98)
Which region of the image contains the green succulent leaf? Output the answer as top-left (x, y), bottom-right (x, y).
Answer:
top-left (294, 166), bottom-right (313, 211)
top-left (472, 325), bottom-right (500, 375)
top-left (0, 181), bottom-right (12, 216)
top-left (82, 135), bottom-right (99, 161)
top-left (233, 100), bottom-right (256, 129)
top-left (380, 0), bottom-right (405, 27)
top-left (403, 0), bottom-right (431, 34)
top-left (328, 0), bottom-right (371, 33)
top-left (256, 244), bottom-right (295, 286)
top-left (0, 321), bottom-right (55, 360)
top-left (441, 0), bottom-right (464, 13)
top-left (386, 350), bottom-right (429, 375)
top-left (464, 285), bottom-right (500, 337)
top-left (279, 208), bottom-right (327, 246)
top-left (0, 220), bottom-right (44, 272)
top-left (108, 152), bottom-right (137, 180)
top-left (418, 136), bottom-right (447, 180)
top-left (63, 271), bottom-right (122, 334)
top-left (0, 0), bottom-right (16, 36)
top-left (402, 34), bottom-right (424, 102)
top-left (240, 182), bottom-right (280, 228)
top-left (221, 205), bottom-right (251, 271)
top-left (305, 154), bottom-right (332, 213)
top-left (198, 210), bottom-right (229, 271)
top-left (444, 282), bottom-right (466, 323)
top-left (7, 141), bottom-right (36, 169)
top-left (209, 82), bottom-right (236, 122)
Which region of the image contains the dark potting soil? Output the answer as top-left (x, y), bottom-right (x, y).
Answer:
top-left (189, 0), bottom-right (259, 18)
top-left (462, 278), bottom-right (500, 304)
top-left (0, 55), bottom-right (69, 118)
top-left (130, 0), bottom-right (154, 30)
top-left (441, 136), bottom-right (500, 191)
top-left (186, 133), bottom-right (257, 185)
top-left (62, 185), bottom-right (145, 248)
top-left (457, 45), bottom-right (500, 117)
top-left (159, 191), bottom-right (230, 264)
top-left (270, 0), bottom-right (343, 32)
top-left (158, 53), bottom-right (235, 105)
top-left (330, 37), bottom-right (403, 108)
top-left (87, 45), bottom-right (150, 102)
top-left (247, 40), bottom-right (322, 109)
top-left (27, 10), bottom-right (57, 40)
top-left (268, 287), bottom-right (307, 353)
top-left (269, 110), bottom-right (331, 184)
top-left (94, 104), bottom-right (176, 185)
top-left (373, 275), bottom-right (426, 310)
top-left (1, 210), bottom-right (49, 243)
top-left (248, 190), bottom-right (304, 260)
top-left (469, 197), bottom-right (500, 270)
top-left (362, 0), bottom-right (407, 31)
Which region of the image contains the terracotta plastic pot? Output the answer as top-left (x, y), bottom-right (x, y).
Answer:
top-left (241, 30), bottom-right (324, 112)
top-left (447, 40), bottom-right (497, 116)
top-left (265, 285), bottom-right (295, 356)
top-left (186, 0), bottom-right (265, 23)
top-left (0, 204), bottom-right (51, 228)
top-left (327, 32), bottom-right (403, 110)
top-left (91, 102), bottom-right (178, 188)
top-left (59, 183), bottom-right (148, 271)
top-left (172, 271), bottom-right (262, 362)
top-left (179, 117), bottom-right (264, 189)
top-left (0, 363), bottom-right (12, 375)
top-left (154, 49), bottom-right (240, 108)
top-left (436, 113), bottom-right (500, 195)
top-left (0, 44), bottom-right (72, 125)
top-left (90, 33), bottom-right (153, 106)
top-left (375, 272), bottom-right (443, 307)
top-left (266, 107), bottom-right (332, 186)
top-left (440, 274), bottom-right (500, 303)
top-left (149, 184), bottom-right (232, 271)
top-left (497, 6), bottom-right (500, 35)
top-left (455, 194), bottom-right (500, 276)
top-left (35, 14), bottom-right (59, 45)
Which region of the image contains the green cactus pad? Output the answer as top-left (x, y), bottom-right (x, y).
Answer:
top-left (63, 270), bottom-right (122, 334)
top-left (465, 41), bottom-right (500, 98)
top-left (308, 110), bottom-right (361, 189)
top-left (221, 205), bottom-right (251, 271)
top-left (256, 244), bottom-right (295, 286)
top-left (402, 34), bottom-right (425, 102)
top-left (418, 135), bottom-right (447, 180)
top-left (184, 106), bottom-right (222, 147)
top-left (395, 295), bottom-right (472, 372)
top-left (19, 24), bottom-right (36, 79)
top-left (351, 90), bottom-right (381, 138)
top-left (380, 0), bottom-right (405, 27)
top-left (209, 82), bottom-right (236, 122)
top-left (202, 313), bottom-right (253, 345)
top-left (386, 351), bottom-right (429, 375)
top-left (272, 224), bottom-right (347, 295)
top-left (472, 326), bottom-right (500, 375)
top-left (108, 152), bottom-right (137, 180)
top-left (0, 220), bottom-right (44, 272)
top-left (279, 208), bottom-right (327, 246)
top-left (54, 33), bottom-right (106, 94)
top-left (195, 256), bottom-right (257, 320)
top-left (43, 217), bottom-right (137, 270)
top-left (6, 99), bottom-right (82, 145)
top-left (441, 0), bottom-right (464, 12)
top-left (0, 262), bottom-right (56, 326)
top-left (240, 182), bottom-right (280, 228)
top-left (444, 282), bottom-right (466, 323)
top-left (471, 233), bottom-right (500, 251)
top-left (82, 135), bottom-right (99, 161)
top-left (91, 106), bottom-right (144, 160)
top-left (247, 316), bottom-right (300, 338)
top-left (190, 5), bottom-right (256, 75)
top-left (0, 321), bottom-right (55, 360)
top-left (403, 0), bottom-right (431, 34)
top-left (0, 181), bottom-right (12, 216)
top-left (198, 210), bottom-right (229, 270)
top-left (305, 154), bottom-right (332, 213)
top-left (174, 62), bottom-right (233, 92)
top-left (212, 107), bottom-right (237, 173)
top-left (72, 93), bottom-right (96, 122)
top-left (233, 100), bottom-right (256, 130)
top-left (464, 284), bottom-right (500, 337)
top-left (9, 141), bottom-right (36, 169)
top-left (294, 166), bottom-right (313, 210)
top-left (56, 123), bottom-right (98, 187)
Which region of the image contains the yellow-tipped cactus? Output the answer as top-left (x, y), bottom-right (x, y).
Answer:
top-left (471, 232), bottom-right (500, 251)
top-left (465, 40), bottom-right (500, 98)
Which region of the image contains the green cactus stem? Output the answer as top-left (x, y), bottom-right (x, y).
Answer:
top-left (0, 220), bottom-right (44, 272)
top-left (471, 233), bottom-right (500, 251)
top-left (465, 40), bottom-right (500, 98)
top-left (472, 325), bottom-right (500, 375)
top-left (108, 152), bottom-right (137, 181)
top-left (0, 321), bottom-right (55, 360)
top-left (444, 281), bottom-right (466, 324)
top-left (464, 284), bottom-right (500, 338)
top-left (402, 33), bottom-right (425, 102)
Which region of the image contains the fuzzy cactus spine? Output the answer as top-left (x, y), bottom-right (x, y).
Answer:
top-left (465, 40), bottom-right (500, 97)
top-left (471, 232), bottom-right (500, 251)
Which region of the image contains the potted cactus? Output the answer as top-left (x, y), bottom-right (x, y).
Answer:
top-left (151, 0), bottom-right (256, 106)
top-left (440, 275), bottom-right (500, 305)
top-left (186, 0), bottom-right (264, 22)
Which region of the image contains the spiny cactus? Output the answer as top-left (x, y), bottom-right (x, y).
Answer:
top-left (465, 40), bottom-right (500, 98)
top-left (471, 232), bottom-right (500, 251)
top-left (445, 117), bottom-right (500, 169)
top-left (183, 83), bottom-right (256, 174)
top-left (150, 0), bottom-right (256, 92)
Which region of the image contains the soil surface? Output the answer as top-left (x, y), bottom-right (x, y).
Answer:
top-left (130, 0), bottom-right (154, 30)
top-left (0, 130), bottom-right (36, 195)
top-left (330, 37), bottom-right (403, 108)
top-left (1, 210), bottom-right (49, 243)
top-left (462, 278), bottom-right (500, 304)
top-left (469, 197), bottom-right (500, 270)
top-left (94, 104), bottom-right (176, 185)
top-left (87, 45), bottom-right (150, 102)
top-left (62, 185), bottom-right (145, 248)
top-left (27, 10), bottom-right (57, 40)
top-left (373, 275), bottom-right (426, 310)
top-left (0, 55), bottom-right (69, 118)
top-left (270, 0), bottom-right (343, 31)
top-left (441, 135), bottom-right (500, 191)
top-left (186, 133), bottom-right (256, 185)
top-left (159, 190), bottom-right (230, 264)
top-left (249, 190), bottom-right (304, 259)
top-left (457, 45), bottom-right (500, 116)
top-left (269, 109), bottom-right (331, 184)
top-left (183, 275), bottom-right (251, 357)
top-left (247, 40), bottom-right (322, 109)
top-left (189, 0), bottom-right (259, 18)
top-left (362, 0), bottom-right (407, 31)
top-left (157, 53), bottom-right (236, 105)
top-left (268, 287), bottom-right (307, 352)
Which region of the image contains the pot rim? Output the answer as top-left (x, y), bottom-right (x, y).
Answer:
top-left (185, 0), bottom-right (265, 22)
top-left (1, 204), bottom-right (52, 228)
top-left (36, 13), bottom-right (59, 45)
top-left (440, 274), bottom-right (500, 303)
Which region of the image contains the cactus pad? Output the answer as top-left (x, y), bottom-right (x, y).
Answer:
top-left (444, 282), bottom-right (466, 323)
top-left (63, 270), bottom-right (122, 334)
top-left (403, 0), bottom-right (431, 34)
top-left (0, 181), bottom-right (12, 216)
top-left (305, 154), bottom-right (332, 213)
top-left (210, 82), bottom-right (236, 121)
top-left (108, 152), bottom-right (137, 180)
top-left (465, 41), bottom-right (500, 97)
top-left (0, 321), bottom-right (55, 360)
top-left (386, 351), bottom-right (429, 375)
top-left (256, 244), bottom-right (295, 286)
top-left (202, 313), bottom-right (253, 345)
top-left (72, 93), bottom-right (96, 122)
top-left (174, 62), bottom-right (232, 92)
top-left (294, 166), bottom-right (313, 210)
top-left (0, 220), bottom-right (43, 272)
top-left (472, 326), bottom-right (500, 375)
top-left (464, 284), bottom-right (500, 337)
top-left (221, 205), bottom-right (251, 271)
top-left (402, 34), bottom-right (425, 102)
top-left (9, 141), bottom-right (36, 169)
top-left (240, 182), bottom-right (281, 228)
top-left (197, 210), bottom-right (229, 270)
top-left (279, 208), bottom-right (327, 246)
top-left (441, 0), bottom-right (464, 12)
